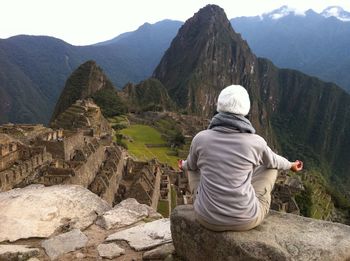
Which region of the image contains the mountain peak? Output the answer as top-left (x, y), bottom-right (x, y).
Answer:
top-left (153, 4), bottom-right (255, 116)
top-left (50, 60), bottom-right (116, 123)
top-left (262, 5), bottom-right (305, 20)
top-left (321, 6), bottom-right (350, 21)
top-left (184, 4), bottom-right (231, 31)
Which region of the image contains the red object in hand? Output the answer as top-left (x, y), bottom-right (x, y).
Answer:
top-left (178, 159), bottom-right (183, 171)
top-left (291, 160), bottom-right (303, 172)
top-left (297, 160), bottom-right (302, 169)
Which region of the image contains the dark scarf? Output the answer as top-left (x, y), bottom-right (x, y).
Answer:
top-left (208, 112), bottom-right (256, 134)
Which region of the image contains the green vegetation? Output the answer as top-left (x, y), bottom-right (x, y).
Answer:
top-left (157, 200), bottom-right (169, 218)
top-left (153, 117), bottom-right (186, 148)
top-left (108, 115), bottom-right (129, 125)
top-left (92, 88), bottom-right (126, 118)
top-left (294, 170), bottom-right (335, 220)
top-left (124, 78), bottom-right (174, 113)
top-left (119, 124), bottom-right (179, 168)
top-left (272, 113), bottom-right (350, 219)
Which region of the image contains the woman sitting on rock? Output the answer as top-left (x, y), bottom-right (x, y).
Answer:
top-left (178, 85), bottom-right (303, 231)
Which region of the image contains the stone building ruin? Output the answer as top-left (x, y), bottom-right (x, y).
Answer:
top-left (0, 100), bottom-right (169, 211)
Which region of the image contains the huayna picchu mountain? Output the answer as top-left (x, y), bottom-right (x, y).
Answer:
top-left (50, 61), bottom-right (125, 123)
top-left (153, 5), bottom-right (350, 207)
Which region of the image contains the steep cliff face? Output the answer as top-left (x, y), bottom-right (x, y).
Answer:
top-left (50, 61), bottom-right (117, 122)
top-left (153, 5), bottom-right (350, 191)
top-left (121, 78), bottom-right (175, 112)
top-left (153, 5), bottom-right (256, 117)
top-left (273, 68), bottom-right (350, 180)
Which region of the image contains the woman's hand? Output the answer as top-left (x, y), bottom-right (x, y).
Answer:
top-left (178, 159), bottom-right (184, 171)
top-left (290, 160), bottom-right (303, 172)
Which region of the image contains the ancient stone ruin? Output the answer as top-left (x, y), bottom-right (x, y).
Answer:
top-left (0, 99), bottom-right (167, 209)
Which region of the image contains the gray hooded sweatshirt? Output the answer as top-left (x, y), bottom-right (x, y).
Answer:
top-left (183, 126), bottom-right (292, 226)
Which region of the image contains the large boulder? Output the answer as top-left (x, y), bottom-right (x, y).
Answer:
top-left (171, 205), bottom-right (350, 261)
top-left (0, 185), bottom-right (111, 242)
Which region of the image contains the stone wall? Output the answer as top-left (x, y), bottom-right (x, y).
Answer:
top-left (120, 159), bottom-right (162, 210)
top-left (151, 166), bottom-right (162, 210)
top-left (38, 140), bottom-right (65, 160)
top-left (63, 131), bottom-right (85, 160)
top-left (0, 143), bottom-right (20, 172)
top-left (66, 140), bottom-right (106, 187)
top-left (0, 147), bottom-right (52, 191)
top-left (36, 130), bottom-right (84, 161)
top-left (89, 146), bottom-right (126, 205)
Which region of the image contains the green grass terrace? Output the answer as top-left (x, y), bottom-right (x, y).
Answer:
top-left (119, 124), bottom-right (179, 168)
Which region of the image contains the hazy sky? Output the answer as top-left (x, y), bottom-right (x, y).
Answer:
top-left (1, 0), bottom-right (350, 45)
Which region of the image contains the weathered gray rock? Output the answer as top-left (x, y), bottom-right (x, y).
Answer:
top-left (96, 198), bottom-right (162, 230)
top-left (41, 229), bottom-right (88, 260)
top-left (0, 245), bottom-right (40, 261)
top-left (106, 218), bottom-right (172, 251)
top-left (171, 205), bottom-right (350, 261)
top-left (75, 252), bottom-right (85, 259)
top-left (97, 243), bottom-right (125, 259)
top-left (0, 185), bottom-right (110, 242)
top-left (143, 243), bottom-right (175, 260)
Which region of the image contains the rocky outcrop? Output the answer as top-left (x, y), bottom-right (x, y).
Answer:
top-left (0, 185), bottom-right (110, 242)
top-left (0, 186), bottom-right (174, 260)
top-left (171, 205), bottom-right (350, 261)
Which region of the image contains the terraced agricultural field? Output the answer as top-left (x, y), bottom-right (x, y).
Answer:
top-left (120, 124), bottom-right (179, 168)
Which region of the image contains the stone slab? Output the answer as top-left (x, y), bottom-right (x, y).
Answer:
top-left (41, 229), bottom-right (88, 260)
top-left (96, 198), bottom-right (162, 230)
top-left (0, 185), bottom-right (110, 242)
top-left (0, 245), bottom-right (40, 261)
top-left (171, 205), bottom-right (350, 261)
top-left (106, 218), bottom-right (172, 251)
top-left (97, 243), bottom-right (125, 259)
top-left (143, 243), bottom-right (175, 260)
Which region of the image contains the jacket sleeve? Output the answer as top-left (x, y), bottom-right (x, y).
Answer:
top-left (182, 136), bottom-right (199, 171)
top-left (261, 144), bottom-right (292, 170)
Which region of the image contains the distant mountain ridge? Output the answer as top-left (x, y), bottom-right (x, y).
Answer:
top-left (231, 5), bottom-right (350, 93)
top-left (0, 20), bottom-right (182, 124)
top-left (1, 5), bottom-right (350, 124)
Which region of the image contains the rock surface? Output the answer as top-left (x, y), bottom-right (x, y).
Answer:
top-left (0, 185), bottom-right (110, 242)
top-left (171, 205), bottom-right (350, 261)
top-left (0, 245), bottom-right (40, 261)
top-left (41, 229), bottom-right (88, 260)
top-left (97, 243), bottom-right (125, 259)
top-left (143, 243), bottom-right (175, 260)
top-left (106, 218), bottom-right (172, 251)
top-left (96, 198), bottom-right (162, 230)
